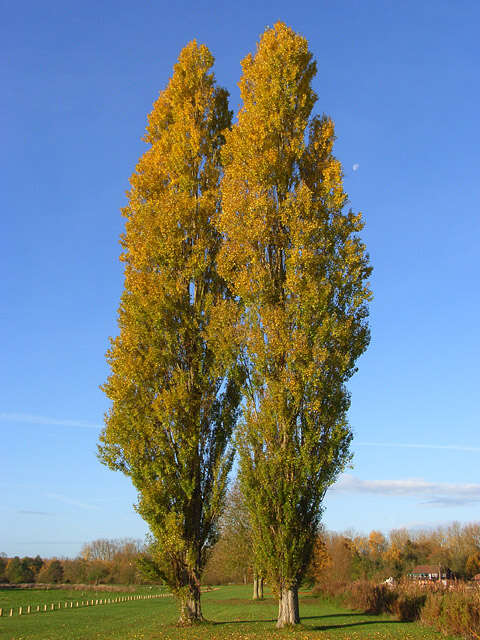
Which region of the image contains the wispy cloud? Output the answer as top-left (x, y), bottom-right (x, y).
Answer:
top-left (14, 540), bottom-right (84, 545)
top-left (0, 412), bottom-right (101, 430)
top-left (331, 475), bottom-right (480, 507)
top-left (423, 497), bottom-right (480, 507)
top-left (47, 493), bottom-right (101, 511)
top-left (18, 510), bottom-right (54, 516)
top-left (356, 441), bottom-right (480, 453)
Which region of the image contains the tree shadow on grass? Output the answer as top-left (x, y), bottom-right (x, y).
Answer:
top-left (301, 612), bottom-right (369, 620)
top-left (212, 618), bottom-right (277, 625)
top-left (311, 619), bottom-right (405, 631)
top-left (212, 612), bottom-right (399, 628)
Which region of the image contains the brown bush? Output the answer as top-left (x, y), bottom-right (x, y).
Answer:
top-left (311, 579), bottom-right (348, 600)
top-left (390, 592), bottom-right (425, 621)
top-left (314, 579), bottom-right (396, 615)
top-left (314, 576), bottom-right (480, 637)
top-left (344, 581), bottom-right (394, 614)
top-left (421, 588), bottom-right (480, 638)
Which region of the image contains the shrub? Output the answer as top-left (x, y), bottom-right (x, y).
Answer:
top-left (312, 579), bottom-right (348, 600)
top-left (314, 579), bottom-right (397, 615)
top-left (315, 577), bottom-right (480, 637)
top-left (391, 592), bottom-right (426, 621)
top-left (5, 557), bottom-right (34, 583)
top-left (344, 580), bottom-right (393, 614)
top-left (36, 559), bottom-right (64, 584)
top-left (421, 589), bottom-right (480, 638)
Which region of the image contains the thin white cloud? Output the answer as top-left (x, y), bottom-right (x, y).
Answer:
top-left (331, 474), bottom-right (480, 507)
top-left (423, 496), bottom-right (480, 507)
top-left (14, 540), bottom-right (84, 545)
top-left (352, 163), bottom-right (360, 171)
top-left (0, 412), bottom-right (101, 430)
top-left (47, 493), bottom-right (101, 511)
top-left (356, 441), bottom-right (480, 453)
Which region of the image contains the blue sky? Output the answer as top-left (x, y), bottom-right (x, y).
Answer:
top-left (1, 0), bottom-right (479, 558)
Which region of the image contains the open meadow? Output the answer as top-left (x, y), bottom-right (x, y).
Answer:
top-left (0, 585), bottom-right (461, 640)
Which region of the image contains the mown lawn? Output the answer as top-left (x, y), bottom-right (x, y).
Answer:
top-left (0, 585), bottom-right (166, 611)
top-left (0, 585), bottom-right (461, 640)
top-left (0, 587), bottom-right (167, 616)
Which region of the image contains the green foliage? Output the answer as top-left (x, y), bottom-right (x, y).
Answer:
top-left (0, 553), bottom-right (7, 582)
top-left (37, 560), bottom-right (64, 584)
top-left (203, 480), bottom-right (254, 585)
top-left (135, 553), bottom-right (165, 585)
top-left (31, 556), bottom-right (44, 577)
top-left (5, 556), bottom-right (34, 583)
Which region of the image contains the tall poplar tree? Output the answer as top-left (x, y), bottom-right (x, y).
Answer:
top-left (99, 41), bottom-right (239, 625)
top-left (217, 23), bottom-right (372, 627)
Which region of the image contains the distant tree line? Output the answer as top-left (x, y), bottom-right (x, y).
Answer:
top-left (0, 539), bottom-right (147, 585)
top-left (2, 521), bottom-right (479, 588)
top-left (303, 522), bottom-right (480, 586)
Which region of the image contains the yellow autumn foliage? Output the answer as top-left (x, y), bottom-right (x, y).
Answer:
top-left (99, 41), bottom-right (240, 624)
top-left (217, 22), bottom-right (372, 625)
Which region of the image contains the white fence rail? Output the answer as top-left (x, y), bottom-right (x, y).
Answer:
top-left (0, 592), bottom-right (171, 618)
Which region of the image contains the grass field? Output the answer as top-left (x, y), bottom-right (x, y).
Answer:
top-left (0, 585), bottom-right (461, 640)
top-left (0, 585), bottom-right (167, 611)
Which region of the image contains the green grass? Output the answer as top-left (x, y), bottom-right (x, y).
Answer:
top-left (0, 585), bottom-right (461, 640)
top-left (0, 585), bottom-right (166, 611)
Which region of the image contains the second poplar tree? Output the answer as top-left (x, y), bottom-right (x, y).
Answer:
top-left (217, 23), bottom-right (372, 627)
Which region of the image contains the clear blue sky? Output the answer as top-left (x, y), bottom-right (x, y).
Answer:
top-left (1, 0), bottom-right (479, 558)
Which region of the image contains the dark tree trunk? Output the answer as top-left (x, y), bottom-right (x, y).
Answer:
top-left (253, 574), bottom-right (264, 599)
top-left (276, 586), bottom-right (300, 627)
top-left (177, 583), bottom-right (204, 626)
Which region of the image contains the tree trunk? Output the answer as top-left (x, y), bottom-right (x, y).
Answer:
top-left (253, 574), bottom-right (264, 599)
top-left (178, 584), bottom-right (204, 626)
top-left (253, 574), bottom-right (259, 599)
top-left (276, 586), bottom-right (300, 627)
